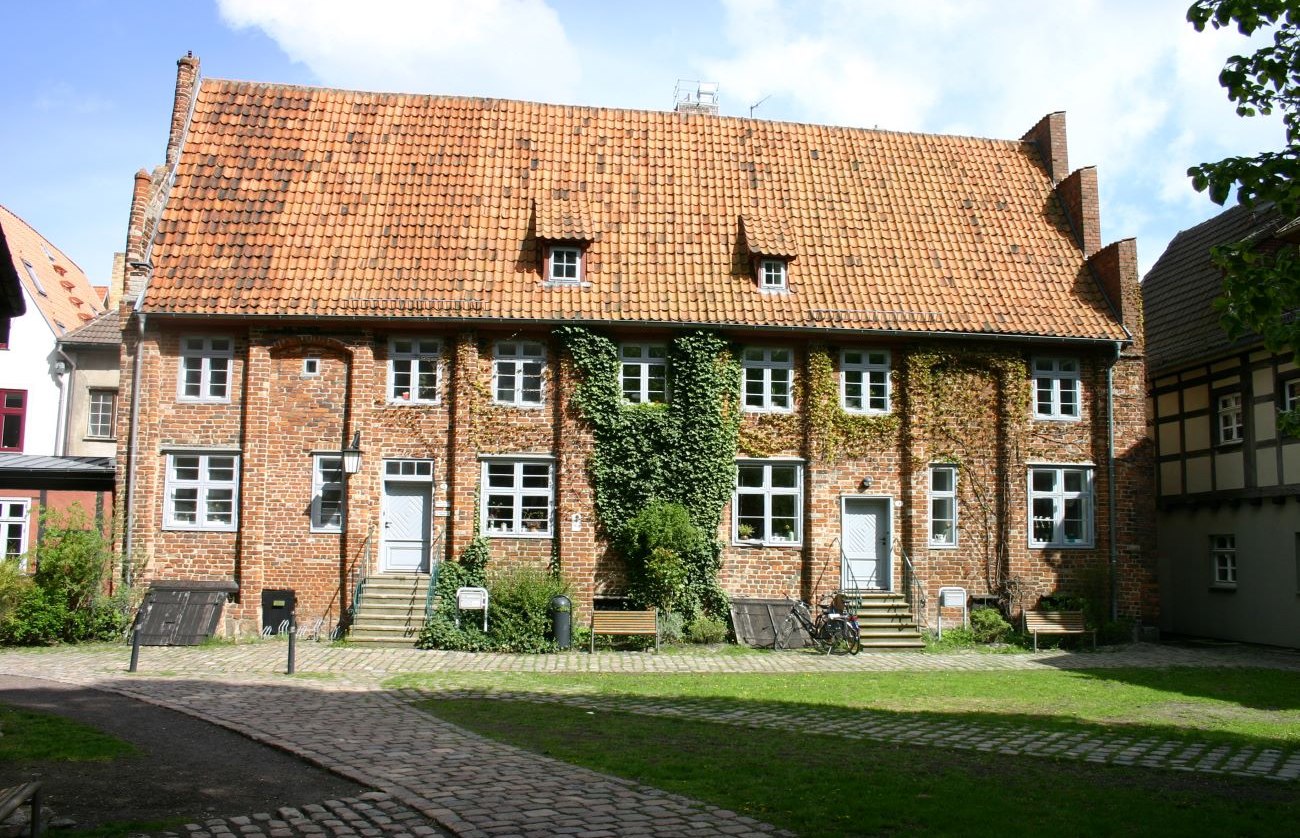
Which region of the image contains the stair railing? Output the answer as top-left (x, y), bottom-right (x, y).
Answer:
top-left (344, 524), bottom-right (377, 632)
top-left (423, 532), bottom-right (444, 621)
top-left (898, 543), bottom-right (928, 631)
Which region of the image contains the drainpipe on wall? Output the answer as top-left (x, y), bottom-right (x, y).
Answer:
top-left (1107, 341), bottom-right (1121, 623)
top-left (52, 350), bottom-right (74, 456)
top-left (122, 305), bottom-right (146, 587)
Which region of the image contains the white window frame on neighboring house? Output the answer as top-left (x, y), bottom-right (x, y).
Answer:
top-left (1, 498), bottom-right (30, 571)
top-left (1284, 379), bottom-right (1300, 413)
top-left (480, 458), bottom-right (554, 537)
top-left (733, 460), bottom-right (803, 546)
top-left (841, 349), bottom-right (891, 414)
top-left (1028, 465), bottom-right (1093, 548)
top-left (311, 454), bottom-right (344, 533)
top-left (164, 452), bottom-right (240, 531)
top-left (177, 337), bottom-right (233, 403)
top-left (1031, 357), bottom-right (1080, 420)
top-left (546, 245), bottom-right (583, 283)
top-left (929, 464), bottom-right (958, 547)
top-left (1217, 392), bottom-right (1244, 445)
top-left (1211, 534), bottom-right (1237, 588)
top-left (741, 347), bottom-right (794, 412)
top-left (388, 338), bottom-right (442, 404)
top-left (620, 343), bottom-right (668, 404)
top-left (86, 389), bottom-right (117, 440)
top-left (493, 342), bottom-right (547, 406)
top-left (758, 258), bottom-right (787, 291)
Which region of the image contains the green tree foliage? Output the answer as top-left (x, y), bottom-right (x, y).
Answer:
top-left (1188, 2), bottom-right (1300, 429)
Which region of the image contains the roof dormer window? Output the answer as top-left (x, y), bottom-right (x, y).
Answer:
top-left (546, 244), bottom-right (583, 284)
top-left (759, 258), bottom-right (788, 291)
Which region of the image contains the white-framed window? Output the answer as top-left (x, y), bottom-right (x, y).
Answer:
top-left (177, 337), bottom-right (233, 402)
top-left (1028, 466), bottom-right (1093, 548)
top-left (86, 389), bottom-right (117, 439)
top-left (302, 356), bottom-right (320, 377)
top-left (741, 347), bottom-right (794, 412)
top-left (841, 349), bottom-right (891, 413)
top-left (1284, 379), bottom-right (1300, 413)
top-left (1218, 392), bottom-right (1244, 444)
top-left (481, 458), bottom-right (553, 537)
top-left (388, 338), bottom-right (441, 403)
top-left (311, 454), bottom-right (344, 533)
top-left (734, 460), bottom-right (802, 545)
top-left (385, 459), bottom-right (434, 480)
top-left (1211, 534), bottom-right (1237, 587)
top-left (758, 258), bottom-right (787, 291)
top-left (1, 498), bottom-right (30, 570)
top-left (547, 245), bottom-right (583, 283)
top-left (1032, 357), bottom-right (1080, 420)
top-left (493, 342), bottom-right (546, 406)
top-left (620, 344), bottom-right (668, 404)
top-left (22, 260), bottom-right (46, 296)
top-left (929, 465), bottom-right (958, 547)
top-left (164, 452), bottom-right (240, 531)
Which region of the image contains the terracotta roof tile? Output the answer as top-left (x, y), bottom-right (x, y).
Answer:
top-left (143, 80), bottom-right (1126, 340)
top-left (0, 204), bottom-right (103, 337)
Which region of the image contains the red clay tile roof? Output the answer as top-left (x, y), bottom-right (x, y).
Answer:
top-left (0, 204), bottom-right (103, 337)
top-left (144, 79), bottom-right (1127, 340)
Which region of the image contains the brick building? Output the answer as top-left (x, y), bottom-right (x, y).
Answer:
top-left (116, 56), bottom-right (1155, 640)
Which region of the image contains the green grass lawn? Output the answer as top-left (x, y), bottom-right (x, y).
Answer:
top-left (397, 668), bottom-right (1300, 837)
top-left (0, 703), bottom-right (135, 762)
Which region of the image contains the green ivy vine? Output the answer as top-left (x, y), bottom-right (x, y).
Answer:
top-left (556, 327), bottom-right (740, 618)
top-left (806, 346), bottom-right (901, 462)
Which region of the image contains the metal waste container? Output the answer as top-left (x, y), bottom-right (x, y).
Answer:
top-left (549, 594), bottom-right (572, 650)
top-left (262, 589), bottom-right (295, 636)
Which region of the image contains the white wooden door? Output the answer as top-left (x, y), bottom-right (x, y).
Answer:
top-left (842, 497), bottom-right (890, 590)
top-left (382, 481), bottom-right (430, 573)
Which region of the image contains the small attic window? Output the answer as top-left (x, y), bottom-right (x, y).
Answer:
top-left (546, 244), bottom-right (584, 284)
top-left (758, 258), bottom-right (788, 291)
top-left (40, 243), bottom-right (55, 263)
top-left (22, 261), bottom-right (46, 296)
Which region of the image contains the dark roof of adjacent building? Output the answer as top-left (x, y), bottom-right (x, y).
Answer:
top-left (141, 77), bottom-right (1129, 342)
top-left (59, 309), bottom-right (121, 347)
top-left (0, 454), bottom-right (114, 490)
top-left (1144, 203), bottom-right (1289, 375)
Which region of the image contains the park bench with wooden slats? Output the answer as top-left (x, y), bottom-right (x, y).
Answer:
top-left (0, 781), bottom-right (43, 838)
top-left (590, 609), bottom-right (659, 652)
top-left (1023, 609), bottom-right (1096, 651)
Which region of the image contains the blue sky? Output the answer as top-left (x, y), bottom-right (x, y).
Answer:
top-left (0, 0), bottom-right (1283, 286)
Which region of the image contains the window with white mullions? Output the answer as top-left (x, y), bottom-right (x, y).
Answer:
top-left (1, 499), bottom-right (30, 569)
top-left (493, 342), bottom-right (546, 405)
top-left (741, 347), bottom-right (794, 412)
top-left (1028, 466), bottom-right (1093, 547)
top-left (481, 460), bottom-right (553, 536)
top-left (388, 338), bottom-right (441, 403)
top-left (311, 454), bottom-right (344, 532)
top-left (0, 390), bottom-right (26, 452)
top-left (1211, 534), bottom-right (1237, 587)
top-left (547, 246), bottom-right (582, 283)
top-left (1217, 392), bottom-right (1243, 444)
top-left (178, 337), bottom-right (233, 402)
top-left (87, 389), bottom-right (116, 439)
top-left (620, 344), bottom-right (668, 404)
top-left (165, 453), bottom-right (240, 531)
top-left (1031, 357), bottom-right (1080, 420)
top-left (734, 461), bottom-right (802, 545)
top-left (759, 258), bottom-right (787, 290)
top-left (841, 349), bottom-right (891, 413)
top-left (929, 464), bottom-right (957, 547)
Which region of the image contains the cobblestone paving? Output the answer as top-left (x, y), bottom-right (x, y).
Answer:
top-left (3, 641), bottom-right (1299, 836)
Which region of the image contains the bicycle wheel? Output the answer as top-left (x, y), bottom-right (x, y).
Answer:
top-left (825, 619), bottom-right (859, 655)
top-left (775, 614), bottom-right (801, 650)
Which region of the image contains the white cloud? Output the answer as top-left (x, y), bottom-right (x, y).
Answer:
top-left (216, 0), bottom-right (580, 101)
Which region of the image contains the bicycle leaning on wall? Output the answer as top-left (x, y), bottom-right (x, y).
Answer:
top-left (777, 594), bottom-right (862, 655)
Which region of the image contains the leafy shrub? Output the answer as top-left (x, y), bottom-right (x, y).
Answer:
top-left (659, 610), bottom-right (686, 644)
top-left (618, 500), bottom-right (716, 619)
top-left (634, 547), bottom-right (688, 613)
top-left (925, 626), bottom-right (976, 650)
top-left (486, 566), bottom-right (571, 653)
top-left (970, 607), bottom-right (1012, 643)
top-left (685, 614), bottom-right (728, 644)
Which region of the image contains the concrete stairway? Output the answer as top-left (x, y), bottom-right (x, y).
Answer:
top-left (347, 573), bottom-right (430, 647)
top-left (840, 590), bottom-right (926, 649)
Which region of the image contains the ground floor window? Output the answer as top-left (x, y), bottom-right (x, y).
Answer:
top-left (929, 465), bottom-right (957, 546)
top-left (1, 498), bottom-right (30, 569)
top-left (1211, 534), bottom-right (1237, 588)
top-left (481, 459), bottom-right (553, 536)
top-left (734, 460), bottom-right (802, 545)
top-left (311, 454), bottom-right (344, 532)
top-left (164, 452), bottom-right (240, 531)
top-left (1028, 466), bottom-right (1093, 547)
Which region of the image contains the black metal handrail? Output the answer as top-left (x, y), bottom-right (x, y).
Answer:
top-left (899, 544), bottom-right (928, 631)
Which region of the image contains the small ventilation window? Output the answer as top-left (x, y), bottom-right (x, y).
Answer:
top-left (546, 245), bottom-right (583, 284)
top-left (758, 258), bottom-right (788, 291)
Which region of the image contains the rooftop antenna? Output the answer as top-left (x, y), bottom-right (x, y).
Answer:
top-left (749, 95), bottom-right (771, 118)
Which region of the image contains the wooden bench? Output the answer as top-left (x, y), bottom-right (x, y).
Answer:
top-left (590, 609), bottom-right (659, 652)
top-left (0, 781), bottom-right (43, 838)
top-left (1024, 609), bottom-right (1096, 651)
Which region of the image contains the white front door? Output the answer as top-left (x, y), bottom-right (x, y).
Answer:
top-left (842, 497), bottom-right (890, 590)
top-left (382, 481), bottom-right (430, 573)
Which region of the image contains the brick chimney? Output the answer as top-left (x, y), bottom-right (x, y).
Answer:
top-left (1056, 166), bottom-right (1102, 258)
top-left (1021, 112), bottom-right (1069, 183)
top-left (121, 168), bottom-right (153, 304)
top-left (166, 52), bottom-right (200, 168)
top-left (1088, 238), bottom-right (1141, 350)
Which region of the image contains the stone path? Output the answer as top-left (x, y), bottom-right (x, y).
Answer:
top-left (3, 641), bottom-right (1299, 836)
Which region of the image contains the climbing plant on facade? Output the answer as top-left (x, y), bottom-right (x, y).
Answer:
top-left (557, 327), bottom-right (740, 619)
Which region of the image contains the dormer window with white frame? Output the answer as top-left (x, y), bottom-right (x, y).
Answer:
top-left (758, 258), bottom-right (788, 291)
top-left (546, 244), bottom-right (584, 284)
